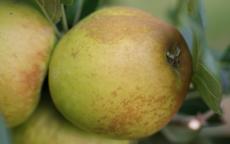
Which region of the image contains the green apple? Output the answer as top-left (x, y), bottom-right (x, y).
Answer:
top-left (49, 7), bottom-right (192, 139)
top-left (12, 98), bottom-right (132, 144)
top-left (0, 0), bottom-right (55, 127)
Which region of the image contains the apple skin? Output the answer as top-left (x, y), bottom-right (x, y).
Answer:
top-left (0, 1), bottom-right (55, 127)
top-left (12, 98), bottom-right (132, 144)
top-left (49, 7), bottom-right (192, 139)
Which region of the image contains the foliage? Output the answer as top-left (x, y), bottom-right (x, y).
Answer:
top-left (220, 46), bottom-right (230, 94)
top-left (170, 0), bottom-right (222, 114)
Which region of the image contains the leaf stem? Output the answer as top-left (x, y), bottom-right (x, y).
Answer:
top-left (35, 0), bottom-right (62, 38)
top-left (61, 4), bottom-right (69, 33)
top-left (73, 0), bottom-right (84, 25)
top-left (172, 0), bottom-right (186, 25)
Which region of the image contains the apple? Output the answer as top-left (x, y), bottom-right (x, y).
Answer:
top-left (0, 0), bottom-right (55, 127)
top-left (12, 98), bottom-right (132, 144)
top-left (49, 7), bottom-right (192, 139)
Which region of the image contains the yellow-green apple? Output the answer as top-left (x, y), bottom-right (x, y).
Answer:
top-left (12, 98), bottom-right (132, 144)
top-left (49, 7), bottom-right (192, 139)
top-left (0, 0), bottom-right (55, 127)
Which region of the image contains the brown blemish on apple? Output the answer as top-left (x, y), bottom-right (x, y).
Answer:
top-left (19, 50), bottom-right (47, 95)
top-left (19, 64), bottom-right (42, 95)
top-left (135, 86), bottom-right (140, 90)
top-left (79, 9), bottom-right (171, 45)
top-left (12, 53), bottom-right (18, 58)
top-left (117, 86), bottom-right (122, 90)
top-left (36, 49), bottom-right (47, 59)
top-left (108, 105), bottom-right (141, 136)
top-left (71, 49), bottom-right (79, 58)
top-left (103, 92), bottom-right (181, 138)
top-left (91, 73), bottom-right (97, 77)
top-left (111, 86), bottom-right (123, 97)
top-left (111, 91), bottom-right (117, 97)
top-left (107, 96), bottom-right (148, 135)
top-left (88, 53), bottom-right (93, 58)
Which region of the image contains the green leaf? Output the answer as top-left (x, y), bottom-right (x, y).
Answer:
top-left (180, 23), bottom-right (203, 72)
top-left (168, 0), bottom-right (188, 25)
top-left (0, 115), bottom-right (10, 144)
top-left (66, 0), bottom-right (84, 26)
top-left (79, 0), bottom-right (100, 20)
top-left (187, 0), bottom-right (206, 30)
top-left (221, 45), bottom-right (230, 63)
top-left (197, 0), bottom-right (206, 29)
top-left (191, 27), bottom-right (202, 71)
top-left (36, 0), bottom-right (62, 23)
top-left (220, 68), bottom-right (230, 94)
top-left (220, 45), bottom-right (230, 94)
top-left (66, 0), bottom-right (101, 26)
top-left (34, 0), bottom-right (62, 38)
top-left (192, 63), bottom-right (222, 114)
top-left (173, 0), bottom-right (222, 113)
top-left (61, 0), bottom-right (74, 5)
top-left (202, 47), bottom-right (220, 77)
top-left (180, 25), bottom-right (193, 50)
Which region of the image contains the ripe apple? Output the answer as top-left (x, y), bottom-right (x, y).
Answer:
top-left (12, 98), bottom-right (132, 144)
top-left (49, 7), bottom-right (192, 139)
top-left (0, 1), bottom-right (55, 127)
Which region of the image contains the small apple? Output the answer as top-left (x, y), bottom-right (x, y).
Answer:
top-left (0, 0), bottom-right (55, 127)
top-left (12, 99), bottom-right (132, 144)
top-left (49, 7), bottom-right (192, 139)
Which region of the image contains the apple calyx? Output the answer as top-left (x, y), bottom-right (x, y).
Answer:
top-left (166, 45), bottom-right (181, 68)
